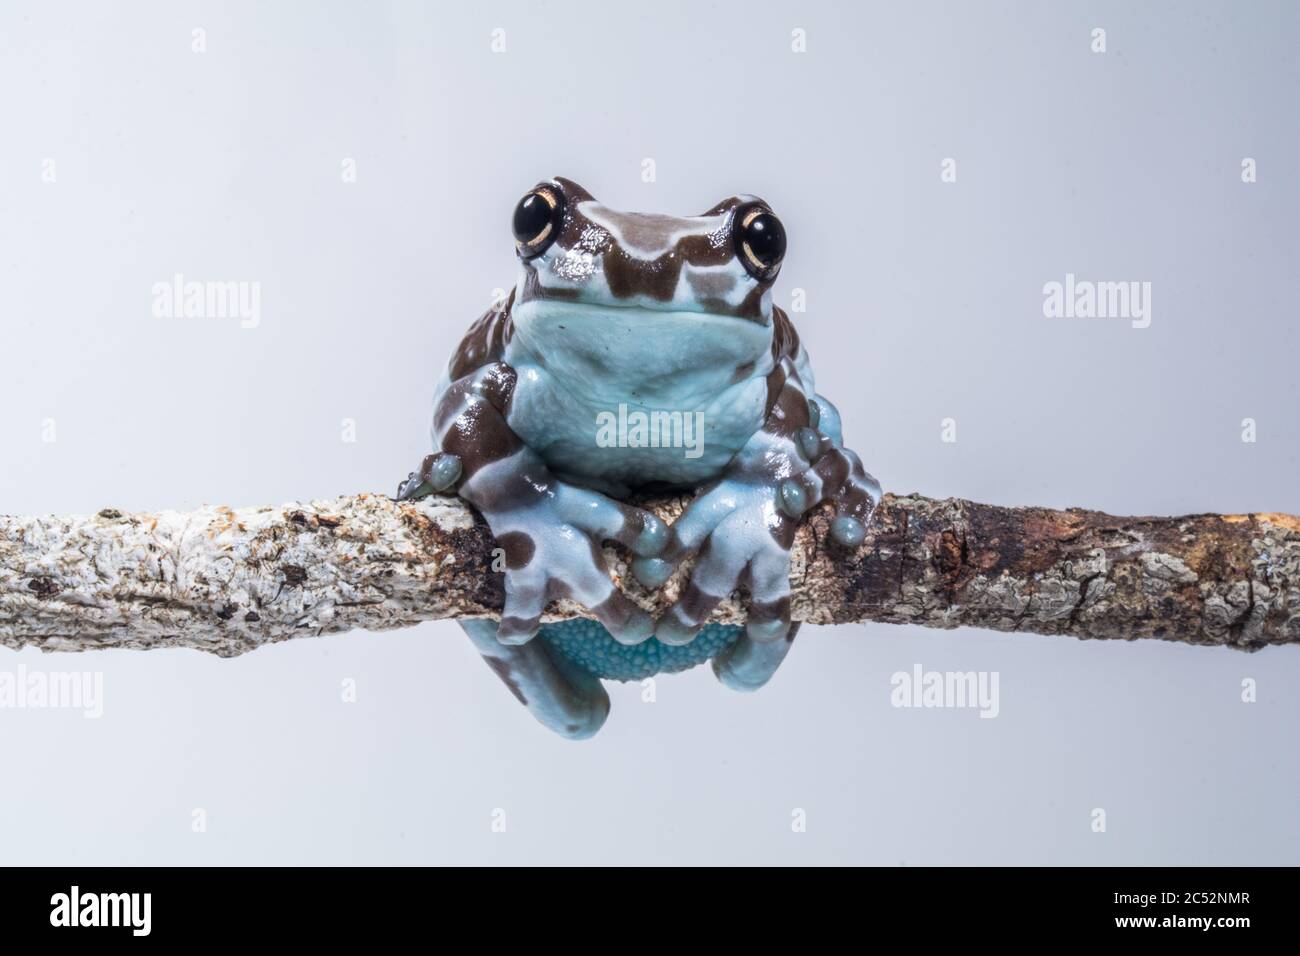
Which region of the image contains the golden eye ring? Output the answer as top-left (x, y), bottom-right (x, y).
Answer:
top-left (736, 205), bottom-right (786, 279)
top-left (513, 187), bottom-right (563, 258)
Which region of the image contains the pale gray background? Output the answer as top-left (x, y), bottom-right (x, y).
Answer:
top-left (1, 0), bottom-right (1297, 864)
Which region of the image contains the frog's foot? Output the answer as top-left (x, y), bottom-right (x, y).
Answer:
top-left (460, 619), bottom-right (609, 739)
top-left (487, 479), bottom-right (666, 646)
top-left (394, 451), bottom-right (463, 501)
top-left (780, 431), bottom-right (883, 549)
top-left (647, 478), bottom-right (800, 651)
top-left (641, 413), bottom-right (881, 692)
top-left (712, 622), bottom-right (802, 691)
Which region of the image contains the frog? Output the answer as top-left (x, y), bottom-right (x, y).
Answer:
top-left (396, 177), bottom-right (881, 739)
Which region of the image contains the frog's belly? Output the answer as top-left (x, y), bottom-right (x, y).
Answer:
top-left (505, 363), bottom-right (767, 491)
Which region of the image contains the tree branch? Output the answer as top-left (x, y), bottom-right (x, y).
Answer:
top-left (2, 492), bottom-right (1297, 657)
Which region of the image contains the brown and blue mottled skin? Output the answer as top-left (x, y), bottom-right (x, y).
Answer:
top-left (397, 177), bottom-right (881, 739)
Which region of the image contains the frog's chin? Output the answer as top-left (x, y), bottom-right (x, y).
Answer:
top-left (509, 299), bottom-right (773, 383)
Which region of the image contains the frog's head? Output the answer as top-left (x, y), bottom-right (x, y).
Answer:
top-left (508, 177), bottom-right (786, 361)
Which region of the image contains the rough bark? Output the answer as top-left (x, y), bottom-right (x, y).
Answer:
top-left (2, 492), bottom-right (1298, 657)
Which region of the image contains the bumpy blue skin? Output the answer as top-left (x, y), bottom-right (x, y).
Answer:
top-left (397, 177), bottom-right (882, 739)
top-left (542, 620), bottom-right (742, 682)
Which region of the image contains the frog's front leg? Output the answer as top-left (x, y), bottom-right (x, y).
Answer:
top-left (637, 388), bottom-right (880, 691)
top-left (399, 361), bottom-right (666, 645)
top-left (396, 361), bottom-right (669, 738)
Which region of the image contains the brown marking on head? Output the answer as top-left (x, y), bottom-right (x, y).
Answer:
top-left (687, 266), bottom-right (739, 301)
top-left (513, 177), bottom-right (781, 323)
top-left (732, 283), bottom-right (770, 321)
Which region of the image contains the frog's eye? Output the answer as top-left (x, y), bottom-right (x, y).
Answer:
top-left (513, 188), bottom-right (563, 257)
top-left (736, 206), bottom-right (786, 279)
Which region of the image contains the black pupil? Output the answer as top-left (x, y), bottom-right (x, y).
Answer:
top-left (744, 212), bottom-right (786, 266)
top-left (513, 193), bottom-right (553, 243)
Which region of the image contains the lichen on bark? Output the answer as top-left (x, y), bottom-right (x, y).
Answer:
top-left (2, 492), bottom-right (1298, 656)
